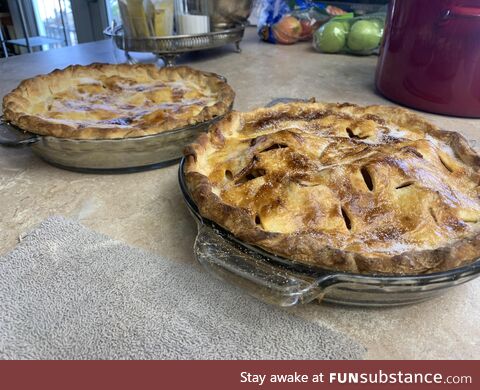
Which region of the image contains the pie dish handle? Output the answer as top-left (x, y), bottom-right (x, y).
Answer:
top-left (0, 117), bottom-right (39, 147)
top-left (193, 222), bottom-right (341, 307)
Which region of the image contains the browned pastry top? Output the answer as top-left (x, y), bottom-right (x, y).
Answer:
top-left (2, 64), bottom-right (234, 139)
top-left (185, 102), bottom-right (480, 274)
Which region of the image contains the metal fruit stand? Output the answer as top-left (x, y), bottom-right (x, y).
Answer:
top-left (104, 24), bottom-right (245, 67)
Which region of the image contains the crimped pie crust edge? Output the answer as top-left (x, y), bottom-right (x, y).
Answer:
top-left (2, 63), bottom-right (235, 139)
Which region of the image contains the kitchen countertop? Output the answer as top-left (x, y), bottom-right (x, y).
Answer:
top-left (1, 27), bottom-right (479, 359)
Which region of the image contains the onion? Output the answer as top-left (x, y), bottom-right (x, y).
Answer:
top-left (272, 16), bottom-right (302, 44)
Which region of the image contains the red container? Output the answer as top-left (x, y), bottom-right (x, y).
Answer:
top-left (375, 0), bottom-right (480, 117)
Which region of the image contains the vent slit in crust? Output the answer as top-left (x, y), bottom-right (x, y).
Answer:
top-left (225, 170), bottom-right (233, 180)
top-left (360, 166), bottom-right (374, 191)
top-left (235, 169), bottom-right (266, 184)
top-left (395, 181), bottom-right (415, 190)
top-left (259, 143), bottom-right (288, 153)
top-left (255, 214), bottom-right (263, 228)
top-left (346, 127), bottom-right (368, 139)
top-left (341, 207), bottom-right (352, 231)
top-left (429, 208), bottom-right (438, 224)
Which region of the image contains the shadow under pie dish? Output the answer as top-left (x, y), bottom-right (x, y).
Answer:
top-left (183, 102), bottom-right (480, 278)
top-left (0, 63), bottom-right (234, 171)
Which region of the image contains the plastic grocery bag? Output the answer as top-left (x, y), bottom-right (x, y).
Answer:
top-left (258, 0), bottom-right (348, 44)
top-left (312, 12), bottom-right (386, 55)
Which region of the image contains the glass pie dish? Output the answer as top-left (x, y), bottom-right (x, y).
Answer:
top-left (179, 158), bottom-right (480, 307)
top-left (0, 114), bottom-right (227, 173)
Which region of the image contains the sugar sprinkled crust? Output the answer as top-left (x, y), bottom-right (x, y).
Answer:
top-left (2, 63), bottom-right (234, 139)
top-left (184, 102), bottom-right (480, 275)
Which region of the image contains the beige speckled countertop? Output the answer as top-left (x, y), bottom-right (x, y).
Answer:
top-left (1, 28), bottom-right (479, 359)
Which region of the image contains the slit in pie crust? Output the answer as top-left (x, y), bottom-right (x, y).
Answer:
top-left (184, 102), bottom-right (480, 275)
top-left (2, 64), bottom-right (235, 139)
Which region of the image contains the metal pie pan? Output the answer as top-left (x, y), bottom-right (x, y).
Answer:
top-left (178, 157), bottom-right (480, 307)
top-left (0, 115), bottom-right (226, 173)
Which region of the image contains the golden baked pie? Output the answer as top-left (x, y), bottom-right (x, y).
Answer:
top-left (184, 102), bottom-right (480, 275)
top-left (2, 64), bottom-right (234, 139)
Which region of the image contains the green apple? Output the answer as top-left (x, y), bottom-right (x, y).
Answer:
top-left (315, 21), bottom-right (348, 53)
top-left (347, 20), bottom-right (382, 52)
top-left (337, 19), bottom-right (352, 33)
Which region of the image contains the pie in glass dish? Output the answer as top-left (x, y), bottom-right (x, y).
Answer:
top-left (184, 102), bottom-right (480, 275)
top-left (2, 64), bottom-right (234, 139)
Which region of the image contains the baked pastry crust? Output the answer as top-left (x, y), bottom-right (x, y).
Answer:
top-left (2, 63), bottom-right (234, 139)
top-left (184, 102), bottom-right (480, 275)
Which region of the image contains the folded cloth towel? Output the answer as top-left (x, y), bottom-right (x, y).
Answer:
top-left (0, 217), bottom-right (365, 359)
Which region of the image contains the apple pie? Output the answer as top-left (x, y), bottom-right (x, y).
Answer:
top-left (2, 63), bottom-right (234, 139)
top-left (184, 102), bottom-right (480, 274)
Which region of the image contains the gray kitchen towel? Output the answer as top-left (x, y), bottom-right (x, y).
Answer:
top-left (0, 217), bottom-right (365, 360)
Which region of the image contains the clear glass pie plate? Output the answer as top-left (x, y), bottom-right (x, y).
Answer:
top-left (179, 158), bottom-right (480, 307)
top-left (0, 114), bottom-right (227, 173)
